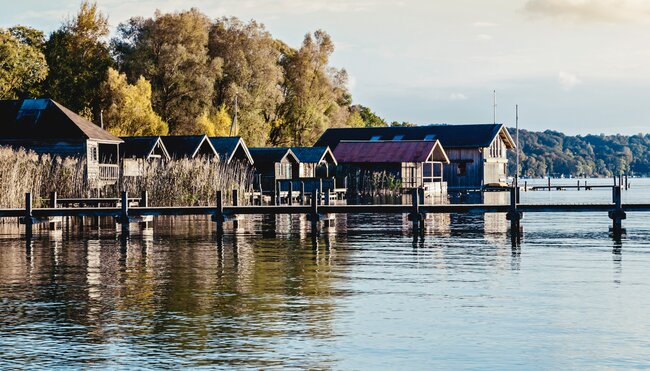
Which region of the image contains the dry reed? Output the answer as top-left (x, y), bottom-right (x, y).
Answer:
top-left (0, 147), bottom-right (255, 208)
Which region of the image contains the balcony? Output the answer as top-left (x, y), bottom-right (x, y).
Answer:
top-left (99, 164), bottom-right (119, 180)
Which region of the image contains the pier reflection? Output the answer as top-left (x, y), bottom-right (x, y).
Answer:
top-left (0, 221), bottom-right (347, 368)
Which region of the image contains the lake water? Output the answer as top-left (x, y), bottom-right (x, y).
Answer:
top-left (1, 179), bottom-right (650, 369)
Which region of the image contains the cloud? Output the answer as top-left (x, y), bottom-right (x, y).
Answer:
top-left (472, 21), bottom-right (498, 28)
top-left (476, 34), bottom-right (492, 41)
top-left (449, 93), bottom-right (468, 101)
top-left (524, 0), bottom-right (650, 23)
top-left (558, 71), bottom-right (582, 90)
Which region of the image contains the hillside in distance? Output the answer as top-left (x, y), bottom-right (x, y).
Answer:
top-left (506, 128), bottom-right (650, 178)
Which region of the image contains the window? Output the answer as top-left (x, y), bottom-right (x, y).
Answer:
top-left (424, 134), bottom-right (436, 141)
top-left (91, 146), bottom-right (98, 162)
top-left (457, 163), bottom-right (467, 176)
top-left (393, 135), bottom-right (404, 141)
top-left (370, 135), bottom-right (381, 141)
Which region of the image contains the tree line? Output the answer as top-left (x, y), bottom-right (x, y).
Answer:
top-left (0, 2), bottom-right (393, 146)
top-left (508, 128), bottom-right (650, 178)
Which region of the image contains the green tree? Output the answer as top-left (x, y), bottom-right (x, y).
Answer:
top-left (274, 30), bottom-right (351, 146)
top-left (100, 68), bottom-right (168, 136)
top-left (0, 26), bottom-right (48, 99)
top-left (113, 9), bottom-right (221, 134)
top-left (208, 17), bottom-right (284, 146)
top-left (43, 1), bottom-right (112, 119)
top-left (350, 104), bottom-right (387, 127)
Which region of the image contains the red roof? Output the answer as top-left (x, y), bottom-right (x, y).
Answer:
top-left (333, 140), bottom-right (449, 164)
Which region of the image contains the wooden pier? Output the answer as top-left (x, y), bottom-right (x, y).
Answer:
top-left (1, 184), bottom-right (646, 243)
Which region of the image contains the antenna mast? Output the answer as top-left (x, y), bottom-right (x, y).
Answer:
top-left (230, 93), bottom-right (238, 136)
top-left (515, 104), bottom-right (519, 187)
top-left (493, 90), bottom-right (497, 124)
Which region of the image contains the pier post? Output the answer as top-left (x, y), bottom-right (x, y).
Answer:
top-left (48, 191), bottom-right (61, 230)
top-left (524, 181), bottom-right (527, 192)
top-left (308, 189), bottom-right (320, 236)
top-left (609, 185), bottom-right (626, 237)
top-left (138, 190), bottom-right (151, 229)
top-left (214, 190), bottom-right (224, 235)
top-left (232, 189), bottom-right (240, 229)
top-left (288, 182), bottom-right (293, 206)
top-left (119, 191), bottom-right (129, 236)
top-left (506, 186), bottom-right (523, 237)
top-left (409, 188), bottom-right (423, 235)
top-left (24, 192), bottom-right (33, 237)
top-left (625, 174), bottom-right (629, 190)
top-left (577, 180), bottom-right (580, 191)
top-left (547, 177), bottom-right (551, 191)
top-left (300, 182), bottom-right (305, 205)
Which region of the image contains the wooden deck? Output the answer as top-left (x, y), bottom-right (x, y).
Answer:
top-left (0, 186), bottom-right (640, 242)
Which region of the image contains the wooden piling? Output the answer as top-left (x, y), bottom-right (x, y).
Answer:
top-left (300, 182), bottom-right (305, 205)
top-left (215, 190), bottom-right (224, 235)
top-left (309, 189), bottom-right (320, 235)
top-left (24, 192), bottom-right (33, 237)
top-left (609, 185), bottom-right (626, 236)
top-left (120, 191), bottom-right (129, 236)
top-left (288, 182), bottom-right (293, 206)
top-left (232, 189), bottom-right (240, 229)
top-left (506, 186), bottom-right (522, 234)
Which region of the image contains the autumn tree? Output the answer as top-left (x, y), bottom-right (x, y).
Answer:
top-left (100, 67), bottom-right (168, 136)
top-left (196, 105), bottom-right (232, 137)
top-left (274, 30), bottom-right (351, 146)
top-left (0, 26), bottom-right (48, 99)
top-left (208, 17), bottom-right (284, 146)
top-left (112, 9), bottom-right (221, 134)
top-left (43, 1), bottom-right (112, 119)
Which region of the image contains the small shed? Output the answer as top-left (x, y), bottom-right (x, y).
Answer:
top-left (208, 136), bottom-right (254, 166)
top-left (160, 135), bottom-right (217, 159)
top-left (120, 136), bottom-right (170, 177)
top-left (0, 98), bottom-right (123, 186)
top-left (289, 146), bottom-right (337, 178)
top-left (333, 140), bottom-right (450, 191)
top-left (249, 148), bottom-right (299, 193)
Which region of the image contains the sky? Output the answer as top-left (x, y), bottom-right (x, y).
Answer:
top-left (2, 0), bottom-right (650, 135)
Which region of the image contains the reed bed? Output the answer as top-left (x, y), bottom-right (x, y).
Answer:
top-left (344, 168), bottom-right (402, 202)
top-left (122, 157), bottom-right (254, 206)
top-left (0, 147), bottom-right (88, 208)
top-left (0, 147), bottom-right (255, 209)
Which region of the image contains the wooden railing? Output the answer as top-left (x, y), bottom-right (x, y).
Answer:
top-left (99, 164), bottom-right (119, 180)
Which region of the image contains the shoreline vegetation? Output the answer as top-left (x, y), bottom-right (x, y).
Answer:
top-left (0, 147), bottom-right (253, 209)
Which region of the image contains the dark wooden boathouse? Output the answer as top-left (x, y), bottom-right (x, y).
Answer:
top-left (120, 136), bottom-right (170, 177)
top-left (249, 148), bottom-right (299, 195)
top-left (208, 136), bottom-right (254, 166)
top-left (0, 98), bottom-right (123, 186)
top-left (160, 135), bottom-right (217, 159)
top-left (315, 123), bottom-right (516, 190)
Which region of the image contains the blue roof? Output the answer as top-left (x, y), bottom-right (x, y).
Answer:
top-left (287, 146), bottom-right (336, 164)
top-left (314, 123), bottom-right (515, 150)
top-left (208, 136), bottom-right (253, 164)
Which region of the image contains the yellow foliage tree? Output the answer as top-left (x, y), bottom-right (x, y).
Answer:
top-left (101, 67), bottom-right (168, 136)
top-left (196, 104), bottom-right (232, 136)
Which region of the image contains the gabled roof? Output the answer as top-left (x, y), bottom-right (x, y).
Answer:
top-left (120, 136), bottom-right (170, 160)
top-left (249, 148), bottom-right (299, 172)
top-left (160, 135), bottom-right (217, 159)
top-left (288, 146), bottom-right (337, 165)
top-left (314, 123), bottom-right (515, 150)
top-left (208, 136), bottom-right (254, 165)
top-left (0, 99), bottom-right (122, 142)
top-left (333, 140), bottom-right (450, 164)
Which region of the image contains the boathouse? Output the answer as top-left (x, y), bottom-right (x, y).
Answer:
top-left (289, 147), bottom-right (337, 178)
top-left (333, 140), bottom-right (449, 193)
top-left (160, 135), bottom-right (217, 159)
top-left (208, 136), bottom-right (254, 166)
top-left (249, 148), bottom-right (300, 195)
top-left (315, 123), bottom-right (515, 190)
top-left (120, 136), bottom-right (170, 177)
top-left (0, 98), bottom-right (123, 186)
